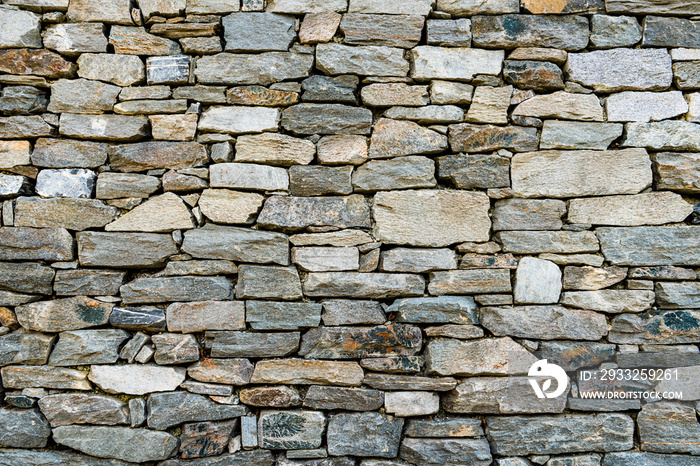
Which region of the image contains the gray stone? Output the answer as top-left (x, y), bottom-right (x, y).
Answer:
top-left (199, 106), bottom-right (280, 134)
top-left (48, 78), bottom-right (119, 114)
top-left (303, 75), bottom-right (358, 104)
top-left (0, 140), bottom-right (30, 169)
top-left (563, 266), bottom-right (627, 290)
top-left (120, 276), bottom-right (234, 304)
top-left (426, 337), bottom-right (537, 376)
top-left (374, 190), bottom-right (490, 247)
top-left (240, 386), bottom-right (301, 407)
top-left (597, 226), bottom-right (700, 266)
top-left (197, 189), bottom-right (263, 225)
top-left (0, 262), bottom-right (53, 295)
top-left (638, 402), bottom-right (700, 455)
top-left (473, 15), bottom-right (588, 50)
top-left (148, 391), bottom-right (245, 430)
top-left (0, 408), bottom-right (50, 448)
top-left (361, 83), bottom-right (428, 107)
top-left (607, 91), bottom-right (688, 122)
top-left (167, 301), bottom-right (245, 333)
top-left (195, 53), bottom-right (314, 85)
top-left (608, 310), bottom-right (700, 344)
top-left (341, 14), bottom-right (423, 48)
top-left (119, 332), bottom-right (149, 363)
top-left (247, 301), bottom-right (322, 330)
top-left (0, 449), bottom-right (134, 465)
top-left (38, 393), bottom-right (128, 427)
top-left (236, 265), bottom-right (302, 300)
top-left (363, 373), bottom-right (457, 392)
top-left (0, 175), bottom-right (30, 199)
top-left (481, 305), bottom-right (608, 340)
top-left (210, 163), bottom-right (289, 191)
top-left (15, 296), bottom-right (112, 333)
top-left (179, 419), bottom-right (237, 459)
top-left (303, 386), bottom-right (383, 411)
top-left (383, 105), bottom-right (465, 124)
top-left (223, 13), bottom-right (296, 52)
top-left (146, 55), bottom-right (190, 85)
top-left (389, 296), bottom-right (477, 324)
top-left (316, 43), bottom-right (409, 77)
top-left (642, 16), bottom-right (700, 48)
top-left (606, 0), bottom-right (700, 14)
top-left (369, 118), bottom-right (448, 159)
top-left (182, 224), bottom-right (289, 265)
top-left (493, 199), bottom-right (566, 231)
top-left (0, 330), bottom-right (54, 366)
top-left (380, 248), bottom-right (457, 273)
top-left (511, 149), bottom-right (651, 198)
top-left (258, 410), bottom-right (325, 450)
top-left (653, 152), bottom-right (700, 193)
top-left (400, 438), bottom-right (493, 466)
top-left (602, 452), bottom-right (700, 466)
top-left (53, 426), bottom-right (178, 463)
top-left (623, 121), bottom-right (700, 151)
top-left (410, 46), bottom-right (503, 81)
top-left (290, 166), bottom-right (353, 196)
top-left (514, 257), bottom-right (562, 304)
top-left (486, 414), bottom-right (634, 456)
top-left (159, 260), bottom-right (238, 277)
top-left (251, 359), bottom-right (364, 386)
top-left (565, 48), bottom-right (672, 92)
top-left (591, 15), bottom-right (641, 49)
top-left (96, 173), bottom-right (160, 199)
top-left (161, 450), bottom-right (276, 466)
top-left (299, 324), bottom-right (421, 359)
top-left (428, 269), bottom-right (512, 295)
top-left (59, 114), bottom-right (149, 142)
top-left (385, 391), bottom-right (439, 417)
top-left (430, 81), bottom-right (474, 105)
top-left (513, 91), bottom-right (602, 121)
top-left (436, 154), bottom-right (509, 190)
top-left (77, 53), bottom-right (145, 87)
top-left (321, 300), bottom-right (386, 326)
top-left (353, 156), bottom-right (436, 192)
top-left (14, 198), bottom-right (118, 231)
top-left (540, 120), bottom-right (623, 150)
top-left (236, 133), bottom-right (315, 167)
top-left (0, 6), bottom-right (41, 49)
top-left (188, 358), bottom-right (254, 384)
top-left (78, 232), bottom-right (177, 268)
top-left (0, 86), bottom-right (48, 115)
top-left (304, 272), bottom-right (424, 298)
top-left (327, 413), bottom-right (403, 458)
top-left (109, 25), bottom-right (181, 55)
top-left (152, 334), bottom-right (200, 365)
top-left (427, 19), bottom-right (472, 47)
top-left (404, 417), bottom-right (483, 438)
top-left (0, 115), bottom-right (55, 139)
top-left (49, 329), bottom-right (129, 366)
top-left (437, 0), bottom-right (519, 14)
top-left (206, 331), bottom-right (299, 358)
top-left (538, 341), bottom-right (616, 372)
top-left (497, 231), bottom-right (600, 254)
top-left (449, 124), bottom-right (539, 153)
top-left (258, 195), bottom-right (370, 231)
top-left (568, 192), bottom-right (692, 226)
top-left (674, 62), bottom-right (700, 90)
top-left (35, 169), bottom-right (95, 199)
top-left (282, 104), bottom-right (373, 135)
top-left (105, 193), bottom-right (193, 232)
top-left (1, 365), bottom-right (91, 390)
top-left (629, 266), bottom-right (697, 281)
top-left (656, 282), bottom-right (700, 309)
top-left (504, 60), bottom-right (564, 91)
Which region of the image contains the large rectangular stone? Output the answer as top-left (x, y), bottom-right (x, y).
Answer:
top-left (606, 0), bottom-right (700, 15)
top-left (410, 47), bottom-right (503, 81)
top-left (400, 438), bottom-right (492, 466)
top-left (511, 149), bottom-right (651, 198)
top-left (497, 231), bottom-right (600, 254)
top-left (316, 43), bottom-right (409, 77)
top-left (492, 199), bottom-right (566, 231)
top-left (341, 14), bottom-right (423, 48)
top-left (206, 331), bottom-right (299, 358)
top-left (438, 0), bottom-right (519, 14)
top-left (304, 272), bottom-right (425, 298)
top-left (246, 301), bottom-right (322, 330)
top-left (448, 124), bottom-right (538, 153)
top-left (299, 324), bottom-right (422, 359)
top-left (426, 337), bottom-right (537, 376)
top-left (0, 227), bottom-right (73, 261)
top-left (622, 121), bottom-right (700, 151)
top-left (59, 114), bottom-right (149, 142)
top-left (473, 15), bottom-right (589, 50)
top-left (281, 104), bottom-right (372, 135)
top-left (31, 139), bottom-right (108, 169)
top-left (655, 282), bottom-right (700, 309)
top-left (348, 0), bottom-right (432, 14)
top-left (210, 163), bottom-right (289, 192)
top-left (195, 53), bottom-right (314, 85)
top-left (120, 276), bottom-right (234, 304)
top-left (481, 305), bottom-right (608, 340)
top-left (609, 310), bottom-right (700, 344)
top-left (643, 16), bottom-right (700, 49)
top-left (567, 192), bottom-right (693, 226)
top-left (182, 224), bottom-right (289, 265)
top-left (109, 141), bottom-right (208, 172)
top-left (251, 359), bottom-right (364, 386)
top-left (77, 232), bottom-right (177, 268)
top-left (428, 269), bottom-right (511, 295)
top-left (597, 226), bottom-right (700, 266)
top-left (199, 106), bottom-right (280, 134)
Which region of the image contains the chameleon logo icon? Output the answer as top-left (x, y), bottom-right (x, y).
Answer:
top-left (528, 359), bottom-right (568, 399)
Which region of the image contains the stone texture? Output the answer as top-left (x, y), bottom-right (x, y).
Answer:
top-left (120, 276), bottom-right (234, 304)
top-left (15, 296), bottom-right (112, 333)
top-left (167, 301), bottom-right (245, 333)
top-left (513, 257), bottom-right (562, 304)
top-left (561, 290), bottom-right (655, 313)
top-left (304, 272), bottom-right (424, 299)
top-left (428, 269), bottom-right (512, 295)
top-left (481, 305), bottom-right (608, 340)
top-left (14, 197), bottom-right (117, 231)
top-left (623, 121), bottom-right (700, 151)
top-left (188, 358), bottom-right (255, 384)
top-left (655, 282), bottom-right (700, 309)
top-left (1, 365), bottom-right (91, 390)
top-left (609, 310), bottom-right (700, 344)
top-left (0, 330), bottom-right (54, 366)
top-left (638, 402), bottom-right (700, 455)
top-left (109, 26), bottom-right (181, 55)
top-left (209, 163), bottom-right (289, 192)
top-left (0, 48), bottom-right (76, 78)
top-left (282, 104), bottom-right (372, 135)
top-left (385, 391), bottom-right (439, 417)
top-left (49, 329), bottom-right (128, 366)
top-left (303, 386), bottom-right (382, 411)
top-left (540, 120), bottom-right (623, 150)
top-left (513, 91), bottom-right (602, 121)
top-left (240, 386), bottom-right (301, 407)
top-left (299, 324), bottom-right (421, 359)
top-left (380, 248), bottom-right (457, 274)
top-left (361, 84), bottom-right (429, 107)
top-left (426, 337), bottom-right (537, 376)
top-left (597, 226), bottom-right (700, 266)
top-left (182, 224), bottom-right (289, 265)
top-left (504, 60), bottom-right (564, 90)
top-left (59, 114), bottom-right (149, 142)
top-left (106, 193), bottom-right (193, 232)
top-left (77, 53), bottom-right (145, 87)
top-left (258, 195), bottom-right (370, 231)
top-left (341, 14), bottom-right (423, 48)
top-left (236, 265), bottom-right (302, 300)
top-left (498, 231), bottom-right (599, 254)
top-left (251, 359), bottom-right (364, 386)
top-left (492, 199), bottom-right (566, 231)
top-left (472, 15), bottom-right (589, 51)
top-left (568, 192), bottom-right (692, 226)
top-left (321, 299), bottom-right (385, 326)
top-left (223, 13), bottom-right (296, 52)
top-left (316, 43), bottom-right (409, 77)
top-left (410, 46), bottom-right (504, 81)
top-left (89, 365), bottom-right (185, 395)
top-left (148, 391), bottom-right (245, 430)
top-left (609, 91), bottom-right (689, 123)
top-left (327, 413), bottom-right (403, 458)
top-left (290, 166), bottom-right (353, 196)
top-left (0, 6), bottom-right (41, 49)
top-left (427, 19), bottom-right (472, 47)
top-left (653, 152), bottom-right (700, 193)
top-left (299, 12), bottom-right (341, 44)
top-left (258, 410), bottom-right (325, 450)
top-left (195, 53), bottom-right (314, 85)
top-left (353, 157), bottom-right (435, 192)
top-left (369, 119), bottom-right (447, 159)
top-left (38, 393), bottom-right (128, 427)
top-left (236, 133), bottom-right (315, 166)
top-left (199, 106), bottom-right (280, 134)
top-left (0, 408), bottom-right (50, 448)
top-left (449, 124), bottom-right (539, 153)
top-left (247, 301), bottom-right (322, 330)
top-left (563, 266), bottom-right (627, 290)
top-left (205, 331), bottom-right (299, 358)
top-left (78, 232), bottom-right (177, 268)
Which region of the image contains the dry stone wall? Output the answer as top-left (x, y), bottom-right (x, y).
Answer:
top-left (0, 0), bottom-right (700, 464)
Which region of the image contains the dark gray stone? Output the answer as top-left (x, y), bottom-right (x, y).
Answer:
top-left (146, 55), bottom-right (191, 85)
top-left (0, 330), bottom-right (55, 366)
top-left (110, 307), bottom-right (167, 332)
top-left (96, 173), bottom-right (161, 199)
top-left (437, 154), bottom-right (510, 189)
top-left (246, 301), bottom-right (322, 330)
top-left (195, 52), bottom-right (314, 86)
top-left (597, 226), bottom-right (700, 266)
top-left (353, 156), bottom-right (436, 192)
top-left (538, 341), bottom-right (616, 371)
top-left (258, 195), bottom-right (371, 231)
top-left (236, 265), bottom-right (302, 300)
top-left (427, 19), bottom-right (472, 47)
top-left (223, 12), bottom-right (296, 52)
top-left (0, 262), bottom-right (54, 295)
top-left (182, 224), bottom-right (289, 265)
top-left (638, 402), bottom-right (700, 455)
top-left (0, 86), bottom-right (48, 115)
top-left (303, 386), bottom-right (384, 411)
top-left (49, 329), bottom-right (129, 366)
top-left (59, 114), bottom-right (148, 142)
top-left (399, 438), bottom-right (492, 466)
top-left (120, 276), bottom-right (234, 304)
top-left (299, 324), bottom-right (422, 359)
top-left (282, 104), bottom-right (373, 135)
top-left (0, 227), bottom-right (73, 261)
top-left (603, 452), bottom-right (700, 466)
top-left (54, 269), bottom-right (124, 296)
top-left (327, 412), bottom-right (404, 458)
top-left (655, 282), bottom-right (700, 309)
top-left (38, 393), bottom-right (129, 427)
top-left (642, 16), bottom-right (700, 48)
top-left (206, 331), bottom-right (300, 358)
top-left (119, 332), bottom-right (149, 363)
top-left (78, 232), bottom-right (177, 268)
top-left (302, 75), bottom-right (358, 104)
top-left (179, 420), bottom-right (237, 459)
top-left (147, 391), bottom-right (246, 430)
top-left (472, 14), bottom-right (590, 50)
top-left (15, 296), bottom-right (113, 333)
top-left (160, 451), bottom-right (275, 466)
top-left (0, 408), bottom-right (50, 448)
top-left (109, 141), bottom-right (208, 173)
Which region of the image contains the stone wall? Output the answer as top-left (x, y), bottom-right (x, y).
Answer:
top-left (0, 0), bottom-right (700, 464)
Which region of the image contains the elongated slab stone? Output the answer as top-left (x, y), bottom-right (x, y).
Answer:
top-left (14, 197), bottom-right (118, 231)
top-left (303, 386), bottom-right (383, 411)
top-left (195, 53), bottom-right (314, 85)
top-left (481, 306), bottom-right (608, 340)
top-left (597, 226), bottom-right (700, 266)
top-left (49, 329), bottom-right (129, 366)
top-left (78, 232), bottom-right (177, 268)
top-left (561, 290), bottom-right (656, 313)
top-left (410, 46), bottom-right (504, 81)
top-left (148, 391), bottom-right (246, 430)
top-left (299, 324), bottom-right (422, 359)
top-left (1, 365), bottom-right (91, 390)
top-left (0, 48), bottom-right (76, 78)
top-left (303, 272), bottom-right (425, 298)
top-left (182, 224), bottom-right (289, 265)
top-left (247, 301), bottom-right (322, 330)
top-left (623, 121), bottom-right (700, 151)
top-left (316, 43), bottom-right (409, 77)
top-left (188, 358), bottom-right (255, 384)
top-left (426, 337), bottom-right (537, 376)
top-left (512, 91), bottom-right (603, 121)
top-left (258, 195), bottom-right (371, 231)
top-left (0, 227), bottom-right (73, 261)
top-left (540, 121), bottom-right (623, 150)
top-left (205, 331), bottom-right (299, 358)
top-left (109, 141), bottom-right (208, 172)
top-left (606, 0), bottom-right (700, 15)
top-left (89, 365), bottom-right (186, 395)
top-left (473, 14), bottom-right (589, 51)
top-left (38, 393), bottom-right (128, 427)
top-left (120, 276), bottom-right (233, 304)
top-left (251, 359), bottom-right (364, 386)
top-left (511, 149), bottom-right (651, 198)
top-left (568, 193), bottom-right (692, 226)
top-left (15, 297), bottom-right (112, 333)
top-left (428, 269), bottom-right (512, 295)
top-left (609, 310), bottom-right (700, 344)
top-left (653, 152), bottom-right (700, 193)
top-left (0, 331), bottom-right (54, 366)
top-left (258, 410), bottom-right (325, 450)
top-left (281, 104), bottom-right (372, 135)
top-left (449, 124), bottom-right (538, 153)
top-left (59, 114), bottom-right (149, 142)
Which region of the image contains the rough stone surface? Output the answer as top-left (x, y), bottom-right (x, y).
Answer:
top-left (539, 121), bottom-right (623, 150)
top-left (597, 226), bottom-right (700, 266)
top-left (89, 365), bottom-right (186, 395)
top-left (327, 413), bottom-right (403, 458)
top-left (513, 257), bottom-right (562, 304)
top-left (568, 193), bottom-right (693, 226)
top-left (472, 15), bottom-right (589, 51)
top-left (481, 305), bottom-right (608, 340)
top-left (410, 46), bottom-right (504, 81)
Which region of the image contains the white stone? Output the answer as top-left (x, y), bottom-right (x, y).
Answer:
top-left (89, 364), bottom-right (186, 395)
top-left (567, 192), bottom-right (693, 226)
top-left (266, 0), bottom-right (347, 13)
top-left (514, 257), bottom-right (562, 304)
top-left (36, 169), bottom-right (95, 199)
top-left (105, 193), bottom-right (194, 232)
top-left (317, 135), bottom-right (368, 165)
top-left (198, 106), bottom-right (280, 134)
top-left (671, 48), bottom-right (700, 61)
top-left (0, 141), bottom-right (31, 169)
top-left (513, 91), bottom-right (603, 121)
top-left (210, 163), bottom-right (289, 191)
top-left (606, 91), bottom-right (689, 122)
top-left (622, 121), bottom-right (700, 151)
top-left (410, 46), bottom-right (504, 81)
top-left (186, 0), bottom-right (241, 14)
top-left (385, 391), bottom-right (440, 417)
top-left (540, 121), bottom-right (623, 150)
top-left (198, 189), bottom-right (264, 224)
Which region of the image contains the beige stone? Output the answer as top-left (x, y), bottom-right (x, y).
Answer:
top-left (317, 135), bottom-right (368, 165)
top-left (149, 114), bottom-right (198, 141)
top-left (235, 133), bottom-right (315, 166)
top-left (568, 192), bottom-right (694, 226)
top-left (465, 86), bottom-right (512, 124)
top-left (0, 141), bottom-right (30, 169)
top-left (513, 91), bottom-right (603, 121)
top-left (198, 189), bottom-right (264, 225)
top-left (361, 83), bottom-right (429, 107)
top-left (299, 12), bottom-right (341, 43)
top-left (105, 193), bottom-right (194, 232)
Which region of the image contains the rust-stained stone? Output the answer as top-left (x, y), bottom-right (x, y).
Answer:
top-left (250, 359), bottom-right (364, 386)
top-left (188, 358), bottom-right (254, 385)
top-left (180, 420), bottom-right (237, 459)
top-left (449, 124), bottom-right (539, 153)
top-left (240, 386), bottom-right (302, 407)
top-left (227, 86), bottom-right (299, 106)
top-left (109, 142), bottom-right (209, 172)
top-left (0, 49), bottom-right (76, 78)
top-left (504, 60), bottom-right (564, 90)
top-left (299, 324), bottom-right (422, 359)
top-left (109, 26), bottom-right (182, 55)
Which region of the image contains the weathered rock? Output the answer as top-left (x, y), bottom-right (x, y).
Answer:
top-left (53, 426), bottom-right (177, 463)
top-left (160, 260), bottom-right (238, 278)
top-left (290, 166), bottom-right (353, 196)
top-left (236, 265), bottom-right (302, 300)
top-left (486, 414), bottom-right (634, 456)
top-left (49, 329), bottom-right (129, 366)
top-left (513, 257), bottom-right (562, 304)
top-left (641, 16), bottom-right (700, 49)
top-left (353, 156), bottom-right (434, 192)
top-left (602, 452), bottom-right (700, 466)
top-left (152, 333), bottom-right (200, 365)
top-left (0, 85), bottom-right (48, 115)
top-left (303, 386), bottom-right (383, 411)
top-left (96, 173), bottom-right (161, 199)
top-left (109, 26), bottom-right (181, 55)
top-left (348, 0), bottom-right (432, 14)
top-left (77, 53), bottom-right (145, 87)
top-left (167, 301), bottom-right (245, 333)
top-left (0, 48), bottom-right (76, 78)
top-left (48, 79), bottom-right (119, 116)
top-left (655, 282), bottom-right (700, 309)
top-left (258, 195), bottom-right (370, 231)
top-left (362, 373), bottom-right (458, 392)
top-left (247, 301), bottom-right (322, 330)
top-left (198, 189), bottom-right (262, 224)
top-left (78, 231), bottom-right (177, 268)
top-left (638, 402), bottom-right (700, 455)
top-left (426, 337), bottom-right (537, 376)
top-left (236, 133), bottom-right (315, 167)
top-left (227, 85), bottom-right (299, 106)
top-left (369, 119), bottom-right (447, 159)
top-left (188, 358), bottom-right (254, 384)
top-left (653, 152), bottom-right (700, 193)
top-left (385, 296), bottom-right (476, 325)
top-left (410, 46), bottom-right (503, 81)
top-left (482, 305), bottom-right (607, 340)
top-left (492, 199), bottom-right (566, 231)
top-left (259, 410), bottom-right (325, 450)
top-left (540, 120), bottom-right (622, 150)
top-left (299, 11), bottom-right (341, 44)
top-left (205, 331), bottom-right (298, 358)
top-left (623, 121), bottom-right (700, 151)
top-left (282, 104), bottom-right (373, 135)
top-left (513, 91), bottom-right (602, 121)
top-left (304, 272), bottom-right (424, 299)
top-left (182, 224), bottom-right (289, 265)
top-left (607, 91), bottom-right (688, 123)
top-left (0, 115), bottom-right (55, 139)
top-left (563, 266), bottom-right (627, 290)
top-left (427, 18), bottom-right (472, 47)
top-left (404, 417), bottom-right (484, 439)
top-left (59, 114), bottom-right (149, 142)
top-left (120, 276), bottom-right (233, 304)
top-left (0, 6), bottom-right (41, 49)
top-left (2, 365), bottom-right (91, 390)
top-left (209, 163), bottom-right (289, 191)
top-left (538, 340), bottom-right (616, 371)
top-left (180, 420), bottom-right (237, 459)
top-left (562, 289), bottom-right (654, 313)
top-left (316, 135), bottom-right (368, 165)
top-left (400, 438), bottom-right (492, 466)
top-left (14, 197), bottom-right (118, 231)
top-left (240, 386), bottom-right (301, 407)
top-left (498, 231), bottom-right (600, 254)
top-left (449, 124), bottom-right (539, 153)
top-left (606, 0), bottom-right (700, 14)
top-left (321, 299), bottom-right (385, 326)
top-left (472, 15), bottom-right (588, 50)
top-left (0, 330), bottom-right (54, 366)
top-left (674, 61), bottom-right (700, 90)
top-left (569, 192), bottom-right (692, 226)
top-left (251, 359), bottom-right (364, 386)
top-left (15, 296), bottom-right (112, 333)
top-left (437, 0), bottom-right (519, 14)
top-left (146, 56), bottom-right (190, 85)
top-left (195, 52), bottom-right (314, 85)
top-left (327, 413), bottom-right (403, 458)
top-left (105, 193), bottom-right (193, 232)
top-left (384, 391), bottom-right (439, 417)
top-left (629, 266), bottom-right (696, 281)
top-left (504, 60), bottom-right (564, 91)
top-left (0, 449), bottom-right (136, 465)
top-left (428, 269), bottom-right (511, 295)
top-left (223, 12), bottom-right (295, 52)
top-left (199, 106), bottom-right (280, 134)
top-left (0, 261), bottom-right (53, 296)
top-left (597, 226), bottom-right (700, 266)
top-left (109, 307), bottom-right (165, 332)
top-left (511, 149), bottom-right (651, 198)
top-left (89, 364), bottom-right (185, 395)
top-left (299, 324), bottom-right (421, 359)
top-left (0, 140), bottom-right (30, 169)
top-left (302, 75), bottom-right (358, 104)
top-left (0, 174), bottom-right (31, 200)
top-left (379, 248), bottom-right (456, 274)
top-left (565, 48), bottom-right (672, 92)
top-left (341, 14), bottom-right (423, 48)
top-left (0, 408), bottom-right (50, 448)
top-left (38, 393), bottom-right (128, 427)
top-left (361, 83), bottom-right (429, 107)
top-left (316, 43), bottom-right (409, 77)
top-left (608, 310), bottom-right (700, 344)
top-left (383, 105), bottom-right (464, 124)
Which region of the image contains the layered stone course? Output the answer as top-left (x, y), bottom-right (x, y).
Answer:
top-left (0, 0), bottom-right (699, 464)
